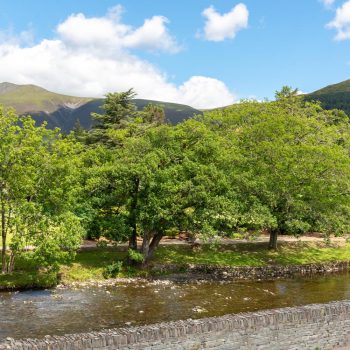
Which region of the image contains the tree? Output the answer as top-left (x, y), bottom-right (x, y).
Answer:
top-left (85, 90), bottom-right (166, 251)
top-left (141, 104), bottom-right (166, 125)
top-left (275, 86), bottom-right (299, 101)
top-left (88, 89), bottom-right (137, 147)
top-left (85, 117), bottom-right (237, 263)
top-left (203, 96), bottom-right (350, 249)
top-left (0, 107), bottom-right (83, 273)
top-left (71, 119), bottom-right (87, 143)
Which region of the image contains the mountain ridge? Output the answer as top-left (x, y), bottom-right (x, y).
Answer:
top-left (305, 79), bottom-right (350, 116)
top-left (0, 83), bottom-right (201, 131)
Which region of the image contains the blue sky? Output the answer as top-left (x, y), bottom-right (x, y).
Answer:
top-left (0, 0), bottom-right (348, 108)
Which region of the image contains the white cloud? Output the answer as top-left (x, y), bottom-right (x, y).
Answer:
top-left (327, 1), bottom-right (350, 40)
top-left (201, 3), bottom-right (249, 42)
top-left (178, 76), bottom-right (236, 109)
top-left (0, 6), bottom-right (236, 109)
top-left (297, 90), bottom-right (307, 95)
top-left (122, 16), bottom-right (181, 53)
top-left (56, 5), bottom-right (181, 54)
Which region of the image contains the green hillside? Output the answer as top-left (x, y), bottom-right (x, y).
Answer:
top-left (133, 98), bottom-right (201, 124)
top-left (305, 79), bottom-right (350, 116)
top-left (0, 82), bottom-right (92, 114)
top-left (0, 82), bottom-right (201, 131)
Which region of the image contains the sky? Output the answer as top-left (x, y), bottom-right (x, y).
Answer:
top-left (0, 0), bottom-right (348, 108)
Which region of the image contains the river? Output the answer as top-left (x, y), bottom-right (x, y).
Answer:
top-left (1, 271), bottom-right (350, 340)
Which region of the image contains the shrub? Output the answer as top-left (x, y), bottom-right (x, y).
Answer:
top-left (127, 249), bottom-right (144, 264)
top-left (96, 240), bottom-right (108, 249)
top-left (103, 261), bottom-right (123, 278)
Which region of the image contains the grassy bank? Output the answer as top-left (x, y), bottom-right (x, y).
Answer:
top-left (0, 271), bottom-right (58, 290)
top-left (1, 241), bottom-right (350, 289)
top-left (60, 241), bottom-right (350, 283)
top-left (154, 241), bottom-right (350, 267)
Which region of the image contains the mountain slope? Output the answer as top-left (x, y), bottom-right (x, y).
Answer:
top-left (0, 83), bottom-right (201, 131)
top-left (305, 79), bottom-right (350, 116)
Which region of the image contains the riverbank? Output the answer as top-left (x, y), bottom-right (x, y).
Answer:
top-left (1, 240), bottom-right (350, 290)
top-left (61, 240), bottom-right (350, 283)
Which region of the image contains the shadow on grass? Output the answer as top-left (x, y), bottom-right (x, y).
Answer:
top-left (72, 249), bottom-right (126, 268)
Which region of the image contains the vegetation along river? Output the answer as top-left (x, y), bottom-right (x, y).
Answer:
top-left (1, 271), bottom-right (350, 340)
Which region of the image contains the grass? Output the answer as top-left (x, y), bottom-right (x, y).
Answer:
top-left (153, 241), bottom-right (350, 267)
top-left (1, 241), bottom-right (350, 289)
top-left (0, 84), bottom-right (92, 113)
top-left (0, 252), bottom-right (58, 290)
top-left (59, 241), bottom-right (350, 283)
top-left (0, 271), bottom-right (58, 290)
top-left (60, 249), bottom-right (126, 283)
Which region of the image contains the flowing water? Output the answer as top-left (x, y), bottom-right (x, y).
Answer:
top-left (1, 272), bottom-right (350, 340)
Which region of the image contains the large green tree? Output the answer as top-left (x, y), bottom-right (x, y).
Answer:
top-left (85, 90), bottom-right (168, 250)
top-left (85, 118), bottom-right (235, 263)
top-left (204, 94), bottom-right (350, 249)
top-left (0, 107), bottom-right (83, 273)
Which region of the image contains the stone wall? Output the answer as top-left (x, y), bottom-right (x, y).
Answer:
top-left (153, 260), bottom-right (350, 281)
top-left (2, 300), bottom-right (350, 350)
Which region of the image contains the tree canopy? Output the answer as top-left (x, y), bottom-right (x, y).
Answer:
top-left (2, 87), bottom-right (350, 276)
top-left (0, 107), bottom-right (84, 273)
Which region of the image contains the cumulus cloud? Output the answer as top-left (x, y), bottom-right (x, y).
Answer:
top-left (201, 3), bottom-right (249, 42)
top-left (178, 76), bottom-right (235, 109)
top-left (122, 16), bottom-right (181, 53)
top-left (56, 5), bottom-right (181, 54)
top-left (0, 6), bottom-right (236, 109)
top-left (327, 1), bottom-right (350, 40)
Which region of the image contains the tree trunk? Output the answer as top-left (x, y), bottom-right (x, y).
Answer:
top-left (128, 229), bottom-right (138, 251)
top-left (128, 177), bottom-right (140, 251)
top-left (147, 232), bottom-right (163, 261)
top-left (141, 231), bottom-right (164, 264)
top-left (141, 231), bottom-right (151, 258)
top-left (268, 229), bottom-right (279, 250)
top-left (1, 201), bottom-right (7, 274)
top-left (7, 252), bottom-right (15, 273)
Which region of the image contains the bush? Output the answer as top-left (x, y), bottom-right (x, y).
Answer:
top-left (102, 261), bottom-right (123, 278)
top-left (127, 249), bottom-right (144, 264)
top-left (96, 240), bottom-right (108, 249)
top-left (230, 232), bottom-right (245, 240)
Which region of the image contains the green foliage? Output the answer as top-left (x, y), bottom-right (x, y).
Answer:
top-left (140, 103), bottom-right (166, 125)
top-left (0, 106), bottom-right (84, 274)
top-left (127, 249), bottom-right (144, 264)
top-left (0, 271), bottom-right (58, 290)
top-left (82, 87), bottom-right (350, 257)
top-left (102, 261), bottom-right (123, 279)
top-left (96, 240), bottom-right (108, 249)
top-left (89, 89), bottom-right (137, 146)
top-left (275, 85), bottom-right (299, 100)
top-left (3, 83), bottom-right (350, 280)
top-left (202, 93), bottom-right (350, 248)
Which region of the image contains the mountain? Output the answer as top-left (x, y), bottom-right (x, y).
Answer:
top-left (0, 82), bottom-right (201, 132)
top-left (305, 79), bottom-right (350, 116)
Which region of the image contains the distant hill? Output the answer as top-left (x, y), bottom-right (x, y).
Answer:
top-left (0, 82), bottom-right (201, 132)
top-left (305, 79), bottom-right (350, 116)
